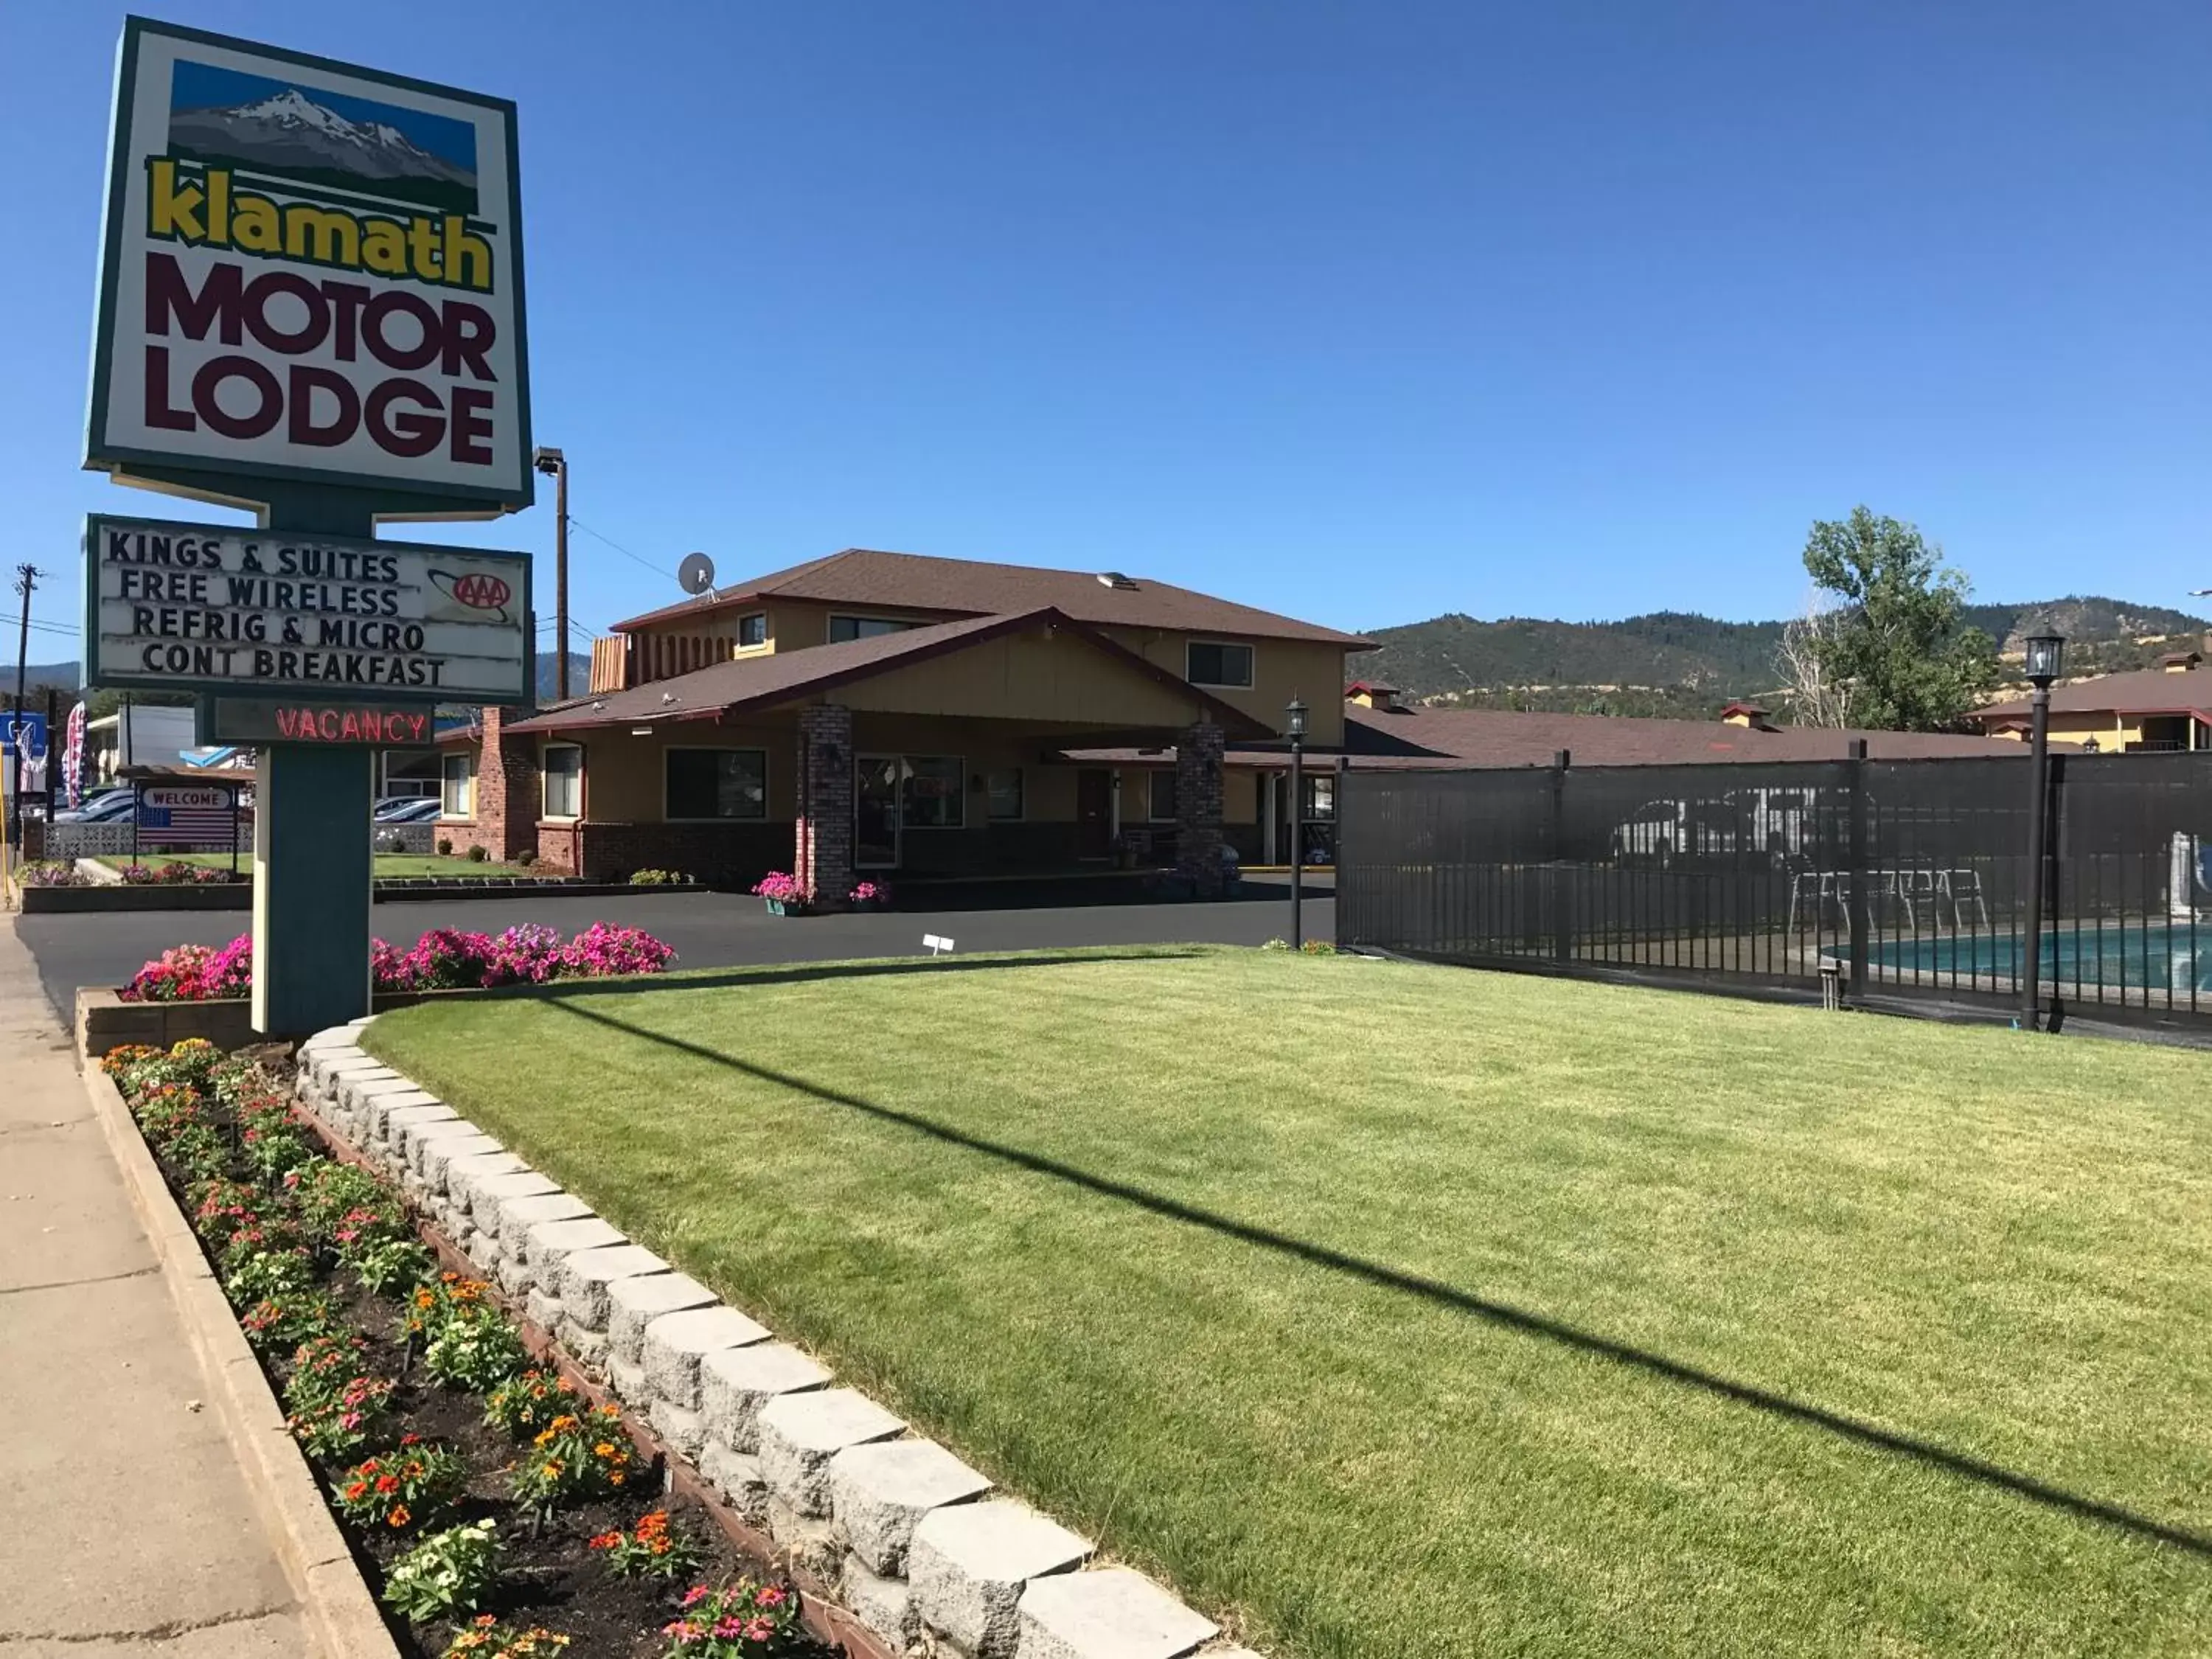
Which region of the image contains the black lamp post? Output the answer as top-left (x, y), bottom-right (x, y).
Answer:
top-left (1287, 698), bottom-right (1308, 950)
top-left (2021, 632), bottom-right (2064, 1030)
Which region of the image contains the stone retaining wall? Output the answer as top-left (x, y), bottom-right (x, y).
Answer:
top-left (295, 1022), bottom-right (1263, 1659)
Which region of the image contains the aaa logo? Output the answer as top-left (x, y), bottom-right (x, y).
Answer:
top-left (429, 568), bottom-right (512, 622)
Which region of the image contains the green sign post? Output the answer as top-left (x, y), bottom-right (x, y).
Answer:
top-left (83, 19), bottom-right (533, 1035)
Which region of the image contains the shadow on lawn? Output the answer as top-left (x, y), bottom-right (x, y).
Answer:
top-left (547, 998), bottom-right (2212, 1564)
top-left (525, 947), bottom-right (1217, 1002)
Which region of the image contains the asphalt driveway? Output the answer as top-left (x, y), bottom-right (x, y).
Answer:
top-left (13, 876), bottom-right (1334, 1026)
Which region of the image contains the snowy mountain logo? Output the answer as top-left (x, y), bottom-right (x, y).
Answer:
top-left (167, 60), bottom-right (479, 215)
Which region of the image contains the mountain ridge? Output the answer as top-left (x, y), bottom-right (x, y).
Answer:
top-left (1349, 597), bottom-right (2208, 720)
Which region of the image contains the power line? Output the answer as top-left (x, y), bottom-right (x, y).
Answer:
top-left (566, 514), bottom-right (677, 582)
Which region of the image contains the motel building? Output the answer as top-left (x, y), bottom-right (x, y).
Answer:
top-left (1966, 650), bottom-right (2212, 753)
top-left (435, 549), bottom-right (1372, 900)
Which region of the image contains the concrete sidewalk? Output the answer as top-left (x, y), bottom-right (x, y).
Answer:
top-left (0, 917), bottom-right (315, 1656)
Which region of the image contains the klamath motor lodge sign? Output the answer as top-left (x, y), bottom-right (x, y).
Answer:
top-left (86, 512), bottom-right (529, 700)
top-left (86, 19), bottom-right (532, 507)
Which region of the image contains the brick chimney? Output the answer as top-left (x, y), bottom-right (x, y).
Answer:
top-left (459, 705), bottom-right (540, 863)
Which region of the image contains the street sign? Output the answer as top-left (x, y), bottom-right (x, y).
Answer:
top-left (86, 18), bottom-right (532, 512)
top-left (86, 512), bottom-right (532, 702)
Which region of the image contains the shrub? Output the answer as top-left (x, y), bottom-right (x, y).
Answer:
top-left (466, 844), bottom-right (490, 863)
top-left (589, 1510), bottom-right (703, 1582)
top-left (240, 1117), bottom-right (316, 1183)
top-left (422, 1309), bottom-right (529, 1394)
top-left (401, 1273), bottom-right (495, 1345)
top-left (657, 1580), bottom-right (802, 1655)
top-left (513, 848), bottom-right (537, 869)
top-left (1299, 939), bottom-right (1338, 956)
top-left (292, 1162), bottom-right (401, 1245)
top-left (215, 1214), bottom-right (309, 1278)
top-left (560, 922), bottom-right (676, 978)
top-left (629, 867), bottom-right (686, 886)
top-left (509, 1404), bottom-right (636, 1517)
top-left (16, 860), bottom-right (87, 886)
top-left (164, 1121), bottom-right (232, 1181)
top-left (382, 1519), bottom-right (502, 1621)
top-left (120, 938), bottom-right (252, 1002)
top-left (484, 1368), bottom-right (581, 1441)
top-left (1262, 937), bottom-right (1292, 951)
top-left (333, 1437), bottom-right (469, 1533)
top-left (347, 1237), bottom-right (437, 1296)
top-left (288, 1370), bottom-right (397, 1459)
top-left (223, 1247), bottom-right (318, 1309)
top-left (127, 925), bottom-right (676, 1001)
top-left (437, 837), bottom-right (454, 856)
top-left (284, 1332), bottom-right (396, 1458)
top-left (445, 1618), bottom-right (571, 1658)
top-left (240, 1290), bottom-right (339, 1354)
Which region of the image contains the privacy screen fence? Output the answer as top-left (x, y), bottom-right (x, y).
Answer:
top-left (1338, 748), bottom-right (2212, 1029)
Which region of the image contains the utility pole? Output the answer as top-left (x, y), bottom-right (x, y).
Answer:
top-left (8, 563), bottom-right (35, 852)
top-left (534, 448), bottom-right (570, 700)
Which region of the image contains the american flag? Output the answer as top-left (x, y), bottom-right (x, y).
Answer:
top-left (139, 790), bottom-right (240, 849)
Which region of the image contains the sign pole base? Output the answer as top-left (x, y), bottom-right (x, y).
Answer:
top-left (251, 741), bottom-right (374, 1036)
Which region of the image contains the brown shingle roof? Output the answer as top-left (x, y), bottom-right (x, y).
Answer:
top-left (501, 608), bottom-right (1273, 737)
top-left (1974, 667), bottom-right (2212, 723)
top-left (610, 548), bottom-right (1372, 648)
top-left (1343, 704), bottom-right (2028, 766)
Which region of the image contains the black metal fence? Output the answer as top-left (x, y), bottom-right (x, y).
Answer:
top-left (1338, 748), bottom-right (2212, 1028)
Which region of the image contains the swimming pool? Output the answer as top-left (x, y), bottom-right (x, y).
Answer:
top-left (1875, 922), bottom-right (2212, 995)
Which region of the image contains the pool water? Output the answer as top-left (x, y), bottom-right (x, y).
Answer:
top-left (1876, 922), bottom-right (2212, 994)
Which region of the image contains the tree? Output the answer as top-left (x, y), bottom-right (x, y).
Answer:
top-left (1776, 591), bottom-right (1851, 728)
top-left (1787, 507), bottom-right (1998, 731)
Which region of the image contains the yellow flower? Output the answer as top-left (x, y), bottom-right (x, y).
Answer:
top-left (592, 1441), bottom-right (615, 1458)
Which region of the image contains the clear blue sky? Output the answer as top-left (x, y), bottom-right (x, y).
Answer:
top-left (4, 0), bottom-right (2207, 667)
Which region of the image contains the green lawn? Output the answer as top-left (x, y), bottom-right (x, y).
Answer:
top-left (361, 948), bottom-right (2212, 1658)
top-left (97, 852), bottom-right (529, 880)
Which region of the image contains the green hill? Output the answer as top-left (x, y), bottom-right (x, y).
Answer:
top-left (1352, 598), bottom-right (2208, 718)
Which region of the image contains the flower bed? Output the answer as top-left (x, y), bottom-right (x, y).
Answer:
top-left (16, 859), bottom-right (91, 887)
top-left (122, 924), bottom-right (677, 1002)
top-left (116, 859), bottom-right (246, 885)
top-left (103, 1037), bottom-right (826, 1659)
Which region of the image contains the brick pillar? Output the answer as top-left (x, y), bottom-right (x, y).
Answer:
top-left (1175, 720), bottom-right (1225, 898)
top-left (795, 704), bottom-right (855, 906)
top-left (470, 705), bottom-right (540, 862)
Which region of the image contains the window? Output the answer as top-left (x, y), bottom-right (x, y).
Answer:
top-left (737, 613), bottom-right (767, 648)
top-left (666, 748), bottom-right (768, 820)
top-left (830, 615), bottom-right (918, 644)
top-left (440, 752), bottom-right (473, 818)
top-left (542, 744), bottom-right (582, 819)
top-left (1303, 771), bottom-right (1335, 821)
top-left (986, 768), bottom-right (1024, 821)
top-left (902, 756), bottom-right (965, 829)
top-left (1149, 769), bottom-right (1179, 821)
top-left (1186, 640), bottom-right (1253, 688)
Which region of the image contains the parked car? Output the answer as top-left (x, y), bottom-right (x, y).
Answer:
top-left (372, 797), bottom-right (440, 823)
top-left (52, 789), bottom-right (137, 824)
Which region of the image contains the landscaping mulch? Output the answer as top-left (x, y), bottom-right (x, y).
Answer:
top-left (116, 1042), bottom-right (832, 1659)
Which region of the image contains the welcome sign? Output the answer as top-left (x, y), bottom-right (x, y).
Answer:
top-left (86, 512), bottom-right (532, 702)
top-left (86, 18), bottom-right (532, 509)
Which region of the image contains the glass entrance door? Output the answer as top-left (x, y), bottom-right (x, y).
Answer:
top-left (854, 755), bottom-right (902, 869)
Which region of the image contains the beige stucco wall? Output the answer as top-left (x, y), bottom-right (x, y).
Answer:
top-left (1097, 628), bottom-right (1349, 746)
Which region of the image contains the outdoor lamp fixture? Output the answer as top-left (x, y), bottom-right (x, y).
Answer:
top-left (1287, 698), bottom-right (1309, 950)
top-left (2021, 632), bottom-right (2065, 1032)
top-left (2023, 632), bottom-right (2065, 686)
top-left (2081, 736), bottom-right (2101, 754)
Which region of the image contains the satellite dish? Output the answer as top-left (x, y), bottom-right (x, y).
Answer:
top-left (677, 552), bottom-right (716, 597)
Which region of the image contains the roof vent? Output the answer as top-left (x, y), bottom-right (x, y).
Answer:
top-left (1096, 571), bottom-right (1138, 590)
top-left (1719, 701), bottom-right (1777, 731)
top-left (2160, 650), bottom-right (2201, 673)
